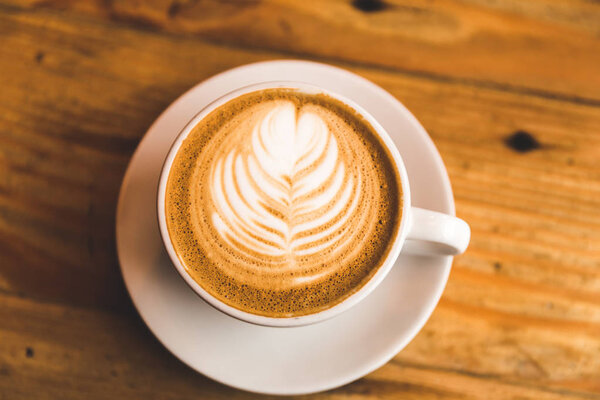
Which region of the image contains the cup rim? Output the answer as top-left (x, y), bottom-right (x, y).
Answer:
top-left (156, 81), bottom-right (411, 327)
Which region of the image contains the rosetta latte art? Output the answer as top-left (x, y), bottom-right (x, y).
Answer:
top-left (166, 90), bottom-right (400, 317)
top-left (211, 103), bottom-right (361, 264)
top-left (201, 101), bottom-right (376, 288)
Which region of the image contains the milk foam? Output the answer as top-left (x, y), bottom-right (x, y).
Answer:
top-left (210, 103), bottom-right (362, 283)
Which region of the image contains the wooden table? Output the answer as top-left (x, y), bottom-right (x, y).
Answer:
top-left (1, 1), bottom-right (599, 398)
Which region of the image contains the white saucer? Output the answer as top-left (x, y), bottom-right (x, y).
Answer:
top-left (116, 60), bottom-right (455, 396)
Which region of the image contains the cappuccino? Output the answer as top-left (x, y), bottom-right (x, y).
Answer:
top-left (165, 88), bottom-right (401, 317)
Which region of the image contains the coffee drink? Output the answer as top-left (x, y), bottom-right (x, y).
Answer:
top-left (165, 88), bottom-right (402, 317)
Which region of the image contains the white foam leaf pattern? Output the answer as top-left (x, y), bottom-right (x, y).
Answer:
top-left (210, 102), bottom-right (362, 262)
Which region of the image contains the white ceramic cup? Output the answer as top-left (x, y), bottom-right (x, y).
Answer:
top-left (157, 81), bottom-right (470, 328)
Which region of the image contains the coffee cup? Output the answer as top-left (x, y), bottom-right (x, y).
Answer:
top-left (157, 81), bottom-right (470, 327)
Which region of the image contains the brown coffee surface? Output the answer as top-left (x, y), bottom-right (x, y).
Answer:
top-left (165, 89), bottom-right (402, 317)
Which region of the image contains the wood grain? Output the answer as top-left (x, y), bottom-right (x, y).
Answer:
top-left (0, 1), bottom-right (599, 399)
top-left (3, 0), bottom-right (600, 102)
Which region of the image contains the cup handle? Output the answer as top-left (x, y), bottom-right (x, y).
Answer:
top-left (403, 207), bottom-right (471, 256)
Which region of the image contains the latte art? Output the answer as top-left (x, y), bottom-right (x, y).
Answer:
top-left (166, 89), bottom-right (401, 317)
top-left (211, 103), bottom-right (363, 283)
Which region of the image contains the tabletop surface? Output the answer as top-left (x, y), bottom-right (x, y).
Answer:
top-left (1, 1), bottom-right (599, 399)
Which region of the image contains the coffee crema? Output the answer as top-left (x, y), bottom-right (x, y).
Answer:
top-left (165, 89), bottom-right (401, 317)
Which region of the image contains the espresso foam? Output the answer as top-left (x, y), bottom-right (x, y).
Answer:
top-left (165, 89), bottom-right (402, 317)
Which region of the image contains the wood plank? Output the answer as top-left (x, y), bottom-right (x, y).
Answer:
top-left (0, 3), bottom-right (599, 399)
top-left (1, 292), bottom-right (599, 399)
top-left (1, 0), bottom-right (599, 101)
